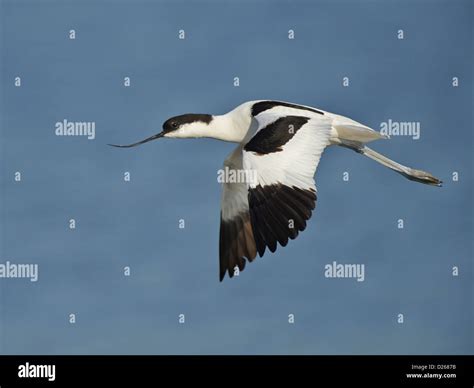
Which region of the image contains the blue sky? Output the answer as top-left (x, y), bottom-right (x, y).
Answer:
top-left (0, 0), bottom-right (472, 354)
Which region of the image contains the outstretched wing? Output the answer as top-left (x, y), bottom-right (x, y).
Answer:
top-left (219, 108), bottom-right (332, 281)
top-left (219, 146), bottom-right (257, 281)
top-left (243, 110), bottom-right (332, 257)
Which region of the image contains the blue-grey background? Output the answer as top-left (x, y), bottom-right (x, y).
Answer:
top-left (0, 0), bottom-right (472, 354)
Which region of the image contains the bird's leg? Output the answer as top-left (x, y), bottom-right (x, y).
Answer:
top-left (339, 141), bottom-right (442, 187)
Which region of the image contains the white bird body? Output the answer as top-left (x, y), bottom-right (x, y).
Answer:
top-left (110, 100), bottom-right (441, 281)
top-left (163, 100), bottom-right (384, 145)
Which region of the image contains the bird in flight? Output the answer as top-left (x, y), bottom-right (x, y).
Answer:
top-left (109, 100), bottom-right (441, 281)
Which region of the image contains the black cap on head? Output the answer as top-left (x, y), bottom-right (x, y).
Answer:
top-left (162, 114), bottom-right (213, 133)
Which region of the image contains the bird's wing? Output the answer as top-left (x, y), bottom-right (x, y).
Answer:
top-left (219, 110), bottom-right (332, 281)
top-left (242, 111), bottom-right (332, 259)
top-left (219, 146), bottom-right (257, 281)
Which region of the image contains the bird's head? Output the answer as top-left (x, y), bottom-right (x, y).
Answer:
top-left (108, 113), bottom-right (214, 148)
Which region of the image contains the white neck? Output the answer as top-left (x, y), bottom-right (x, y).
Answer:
top-left (164, 105), bottom-right (254, 144)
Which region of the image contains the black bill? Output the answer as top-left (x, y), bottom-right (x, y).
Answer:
top-left (108, 132), bottom-right (165, 148)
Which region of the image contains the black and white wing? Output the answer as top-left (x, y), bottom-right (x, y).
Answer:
top-left (219, 146), bottom-right (257, 281)
top-left (219, 106), bottom-right (332, 281)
